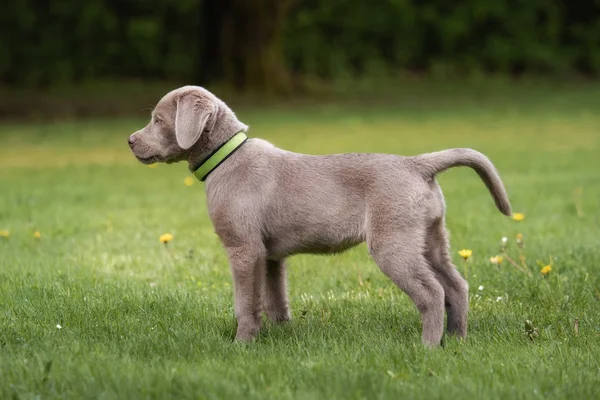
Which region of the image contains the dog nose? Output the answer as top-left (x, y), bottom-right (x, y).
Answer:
top-left (128, 135), bottom-right (136, 145)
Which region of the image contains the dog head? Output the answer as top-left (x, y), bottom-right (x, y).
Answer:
top-left (128, 86), bottom-right (231, 165)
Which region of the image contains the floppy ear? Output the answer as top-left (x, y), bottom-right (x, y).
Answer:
top-left (175, 93), bottom-right (218, 150)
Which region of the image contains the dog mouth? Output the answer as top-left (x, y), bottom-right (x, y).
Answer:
top-left (136, 154), bottom-right (159, 164)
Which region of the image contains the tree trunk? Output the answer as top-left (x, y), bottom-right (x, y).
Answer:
top-left (204, 0), bottom-right (294, 93)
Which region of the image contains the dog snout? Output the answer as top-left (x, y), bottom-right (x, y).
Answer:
top-left (128, 134), bottom-right (137, 146)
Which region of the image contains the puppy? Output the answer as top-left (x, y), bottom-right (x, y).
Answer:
top-left (128, 86), bottom-right (512, 346)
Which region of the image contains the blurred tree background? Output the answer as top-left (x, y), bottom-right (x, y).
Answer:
top-left (1, 0), bottom-right (599, 101)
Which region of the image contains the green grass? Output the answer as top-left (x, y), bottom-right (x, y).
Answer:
top-left (1, 83), bottom-right (600, 399)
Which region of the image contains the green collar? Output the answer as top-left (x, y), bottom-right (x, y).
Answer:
top-left (193, 132), bottom-right (248, 182)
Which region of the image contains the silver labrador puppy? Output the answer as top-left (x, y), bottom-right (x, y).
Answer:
top-left (128, 85), bottom-right (512, 346)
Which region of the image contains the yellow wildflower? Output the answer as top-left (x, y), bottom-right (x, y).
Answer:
top-left (159, 233), bottom-right (173, 244)
top-left (458, 249), bottom-right (472, 260)
top-left (0, 230), bottom-right (9, 238)
top-left (34, 231), bottom-right (41, 239)
top-left (489, 255), bottom-right (503, 265)
top-left (512, 213), bottom-right (525, 222)
top-left (516, 233), bottom-right (524, 248)
top-left (147, 164), bottom-right (157, 169)
top-left (540, 265), bottom-right (552, 275)
top-left (184, 176), bottom-right (195, 187)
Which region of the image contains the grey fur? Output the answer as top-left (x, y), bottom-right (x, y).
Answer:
top-left (129, 86), bottom-right (512, 346)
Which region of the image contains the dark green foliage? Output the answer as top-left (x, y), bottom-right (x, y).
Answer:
top-left (1, 0), bottom-right (203, 86)
top-left (284, 0), bottom-right (600, 78)
top-left (1, 0), bottom-right (599, 87)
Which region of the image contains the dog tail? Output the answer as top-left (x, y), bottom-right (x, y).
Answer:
top-left (415, 148), bottom-right (512, 216)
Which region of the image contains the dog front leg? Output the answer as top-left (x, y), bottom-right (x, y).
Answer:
top-left (226, 244), bottom-right (266, 341)
top-left (264, 259), bottom-right (291, 322)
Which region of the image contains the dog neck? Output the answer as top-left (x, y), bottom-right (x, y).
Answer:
top-left (187, 103), bottom-right (248, 178)
top-left (191, 132), bottom-right (247, 181)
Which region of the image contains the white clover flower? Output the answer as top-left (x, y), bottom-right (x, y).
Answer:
top-left (478, 285), bottom-right (484, 291)
top-left (56, 324), bottom-right (62, 329)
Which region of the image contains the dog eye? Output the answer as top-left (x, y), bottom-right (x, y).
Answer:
top-left (154, 117), bottom-right (162, 124)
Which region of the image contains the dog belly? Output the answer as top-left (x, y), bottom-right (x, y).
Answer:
top-left (262, 175), bottom-right (368, 259)
top-left (265, 224), bottom-right (365, 259)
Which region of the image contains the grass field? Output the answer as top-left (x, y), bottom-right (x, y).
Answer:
top-left (1, 82), bottom-right (599, 399)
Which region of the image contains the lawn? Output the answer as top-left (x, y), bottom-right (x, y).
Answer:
top-left (1, 81), bottom-right (599, 399)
